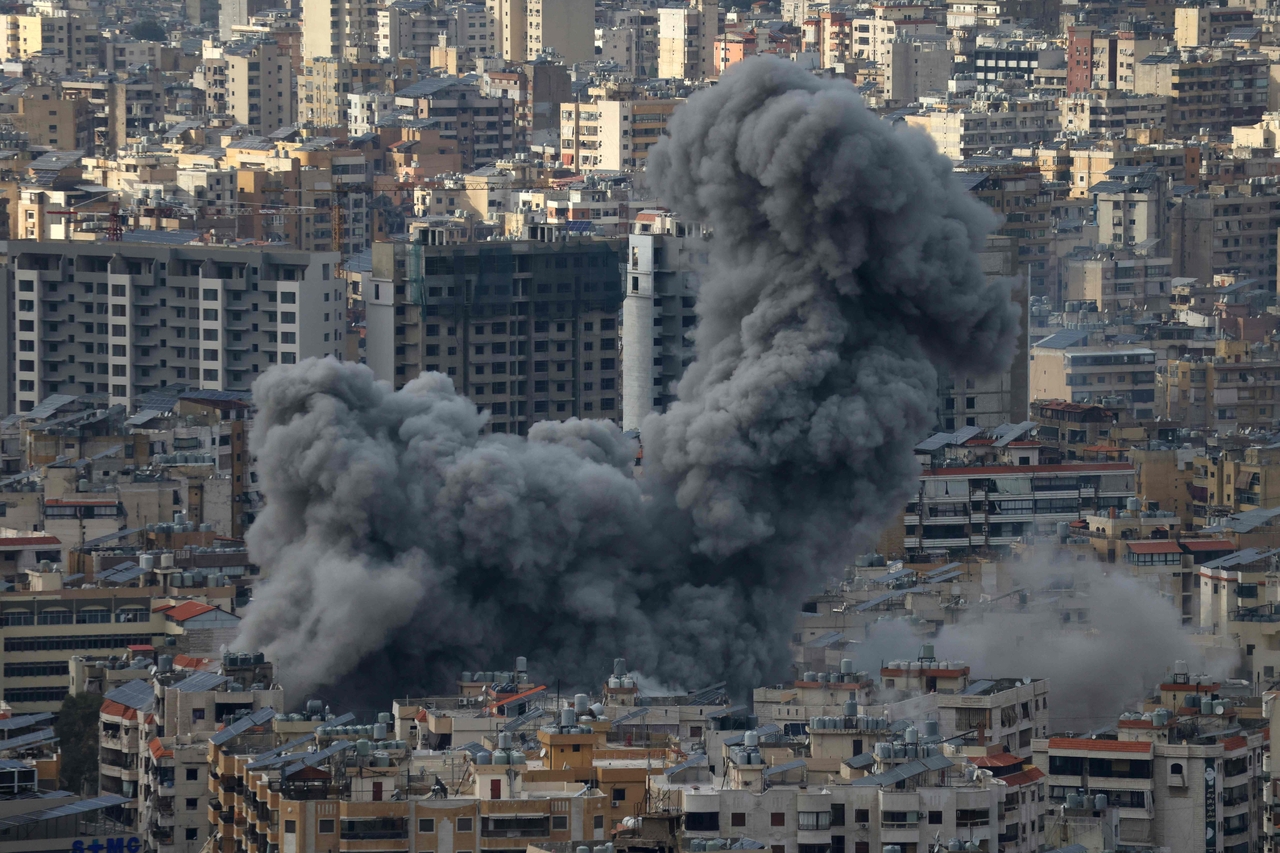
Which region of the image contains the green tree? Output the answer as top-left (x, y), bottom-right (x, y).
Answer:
top-left (55, 692), bottom-right (103, 795)
top-left (129, 20), bottom-right (167, 42)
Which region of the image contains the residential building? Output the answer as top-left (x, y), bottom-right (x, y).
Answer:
top-left (300, 0), bottom-right (377, 60)
top-left (1166, 181), bottom-right (1280, 284)
top-left (396, 77), bottom-right (517, 169)
top-left (1174, 5), bottom-right (1253, 48)
top-left (559, 99), bottom-right (681, 171)
top-left (195, 39), bottom-right (296, 135)
top-left (1031, 340), bottom-right (1158, 420)
top-left (1164, 340), bottom-right (1280, 434)
top-left (622, 210), bottom-right (708, 431)
top-left (1134, 47), bottom-right (1268, 138)
top-left (367, 231), bottom-right (624, 435)
top-left (1065, 251), bottom-right (1173, 313)
top-left (1060, 90), bottom-right (1169, 135)
top-left (903, 96), bottom-right (1059, 161)
top-left (1065, 24), bottom-right (1170, 94)
top-left (658, 0), bottom-right (719, 81)
top-left (5, 241), bottom-right (344, 413)
top-left (903, 461), bottom-right (1136, 555)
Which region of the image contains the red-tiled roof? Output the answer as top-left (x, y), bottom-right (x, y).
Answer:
top-left (1222, 736), bottom-right (1248, 751)
top-left (0, 536), bottom-right (60, 547)
top-left (149, 738), bottom-right (173, 760)
top-left (1002, 767), bottom-right (1045, 787)
top-left (972, 752), bottom-right (1022, 767)
top-left (162, 601), bottom-right (216, 622)
top-left (1127, 541), bottom-right (1183, 554)
top-left (1048, 738), bottom-right (1152, 754)
top-left (127, 644), bottom-right (153, 652)
top-left (100, 700), bottom-right (128, 718)
top-left (174, 654), bottom-right (215, 671)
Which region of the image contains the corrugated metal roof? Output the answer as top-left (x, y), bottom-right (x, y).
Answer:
top-left (210, 706), bottom-right (277, 746)
top-left (172, 672), bottom-right (230, 693)
top-left (1034, 329), bottom-right (1091, 350)
top-left (0, 729), bottom-right (58, 751)
top-left (993, 421), bottom-right (1037, 447)
top-left (664, 755), bottom-right (708, 777)
top-left (104, 680), bottom-right (155, 711)
top-left (0, 794), bottom-right (130, 830)
top-left (849, 754), bottom-right (953, 786)
top-left (854, 586), bottom-right (925, 612)
top-left (870, 567), bottom-right (916, 585)
top-left (284, 740), bottom-right (354, 777)
top-left (0, 713), bottom-right (52, 731)
top-left (763, 759), bottom-right (807, 778)
top-left (723, 724), bottom-right (781, 746)
top-left (610, 708), bottom-right (650, 726)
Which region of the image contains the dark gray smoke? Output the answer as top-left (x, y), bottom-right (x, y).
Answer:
top-left (236, 57), bottom-right (1020, 698)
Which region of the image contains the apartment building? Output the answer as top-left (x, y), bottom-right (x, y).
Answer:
top-left (484, 0), bottom-right (592, 62)
top-left (1033, 713), bottom-right (1265, 853)
top-left (0, 586), bottom-right (236, 713)
top-left (300, 56), bottom-right (403, 128)
top-left (903, 461), bottom-right (1136, 554)
top-left (1065, 251), bottom-right (1173, 313)
top-left (972, 36), bottom-right (1062, 83)
top-left (1134, 48), bottom-right (1268, 138)
top-left (367, 232), bottom-right (624, 435)
top-left (195, 39), bottom-right (296, 135)
top-left (300, 0), bottom-right (378, 60)
top-left (1190, 444), bottom-right (1280, 526)
top-left (7, 83), bottom-right (96, 153)
top-left (1174, 5), bottom-right (1253, 48)
top-left (622, 210), bottom-right (708, 431)
top-left (1166, 181), bottom-right (1280, 284)
top-left (884, 37), bottom-right (953, 105)
top-left (377, 0), bottom-right (452, 59)
top-left (207, 713), bottom-right (617, 853)
top-left (903, 96), bottom-right (1059, 161)
top-left (1030, 343), bottom-right (1158, 420)
top-left (1164, 341), bottom-right (1280, 433)
top-left (396, 77), bottom-right (517, 169)
top-left (4, 8), bottom-right (97, 76)
top-left (1060, 91), bottom-right (1169, 134)
top-left (1091, 167), bottom-right (1166, 249)
top-left (559, 99), bottom-right (681, 171)
top-left (658, 0), bottom-right (719, 81)
top-left (1065, 24), bottom-right (1170, 94)
top-left (5, 241), bottom-right (344, 413)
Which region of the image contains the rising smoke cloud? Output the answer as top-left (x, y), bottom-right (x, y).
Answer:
top-left (236, 57), bottom-right (1020, 699)
top-left (844, 550), bottom-right (1232, 730)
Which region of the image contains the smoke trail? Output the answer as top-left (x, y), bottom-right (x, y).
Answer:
top-left (236, 57), bottom-right (1020, 697)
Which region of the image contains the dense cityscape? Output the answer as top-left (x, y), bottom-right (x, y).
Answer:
top-left (0, 0), bottom-right (1274, 849)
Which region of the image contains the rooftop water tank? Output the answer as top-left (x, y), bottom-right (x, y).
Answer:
top-left (840, 659), bottom-right (854, 674)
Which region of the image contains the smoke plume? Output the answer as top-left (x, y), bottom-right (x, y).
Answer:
top-left (844, 550), bottom-right (1232, 730)
top-left (236, 57), bottom-right (1020, 698)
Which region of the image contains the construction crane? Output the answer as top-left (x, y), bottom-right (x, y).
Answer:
top-left (46, 196), bottom-right (123, 240)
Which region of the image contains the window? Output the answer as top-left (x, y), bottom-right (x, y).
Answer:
top-left (186, 829), bottom-right (199, 840)
top-left (593, 816), bottom-right (604, 830)
top-left (285, 820), bottom-right (297, 833)
top-left (691, 809), bottom-right (721, 829)
top-left (186, 768), bottom-right (199, 781)
top-left (731, 813), bottom-right (746, 827)
top-left (929, 811), bottom-right (943, 825)
top-left (799, 812), bottom-right (830, 831)
top-left (320, 819), bottom-right (335, 833)
top-left (830, 804), bottom-right (845, 827)
top-left (612, 788), bottom-right (626, 802)
top-left (185, 798), bottom-right (198, 810)
top-left (771, 813), bottom-right (785, 827)
top-left (457, 818), bottom-right (473, 832)
top-left (552, 816), bottom-right (567, 830)
top-left (854, 809), bottom-right (869, 824)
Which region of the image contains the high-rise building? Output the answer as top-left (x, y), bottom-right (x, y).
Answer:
top-left (301, 0), bottom-right (378, 59)
top-left (486, 0), bottom-right (593, 63)
top-left (4, 241), bottom-right (345, 414)
top-left (195, 39), bottom-right (296, 135)
top-left (367, 230), bottom-right (624, 436)
top-left (621, 209), bottom-right (707, 432)
top-left (658, 0), bottom-right (719, 81)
